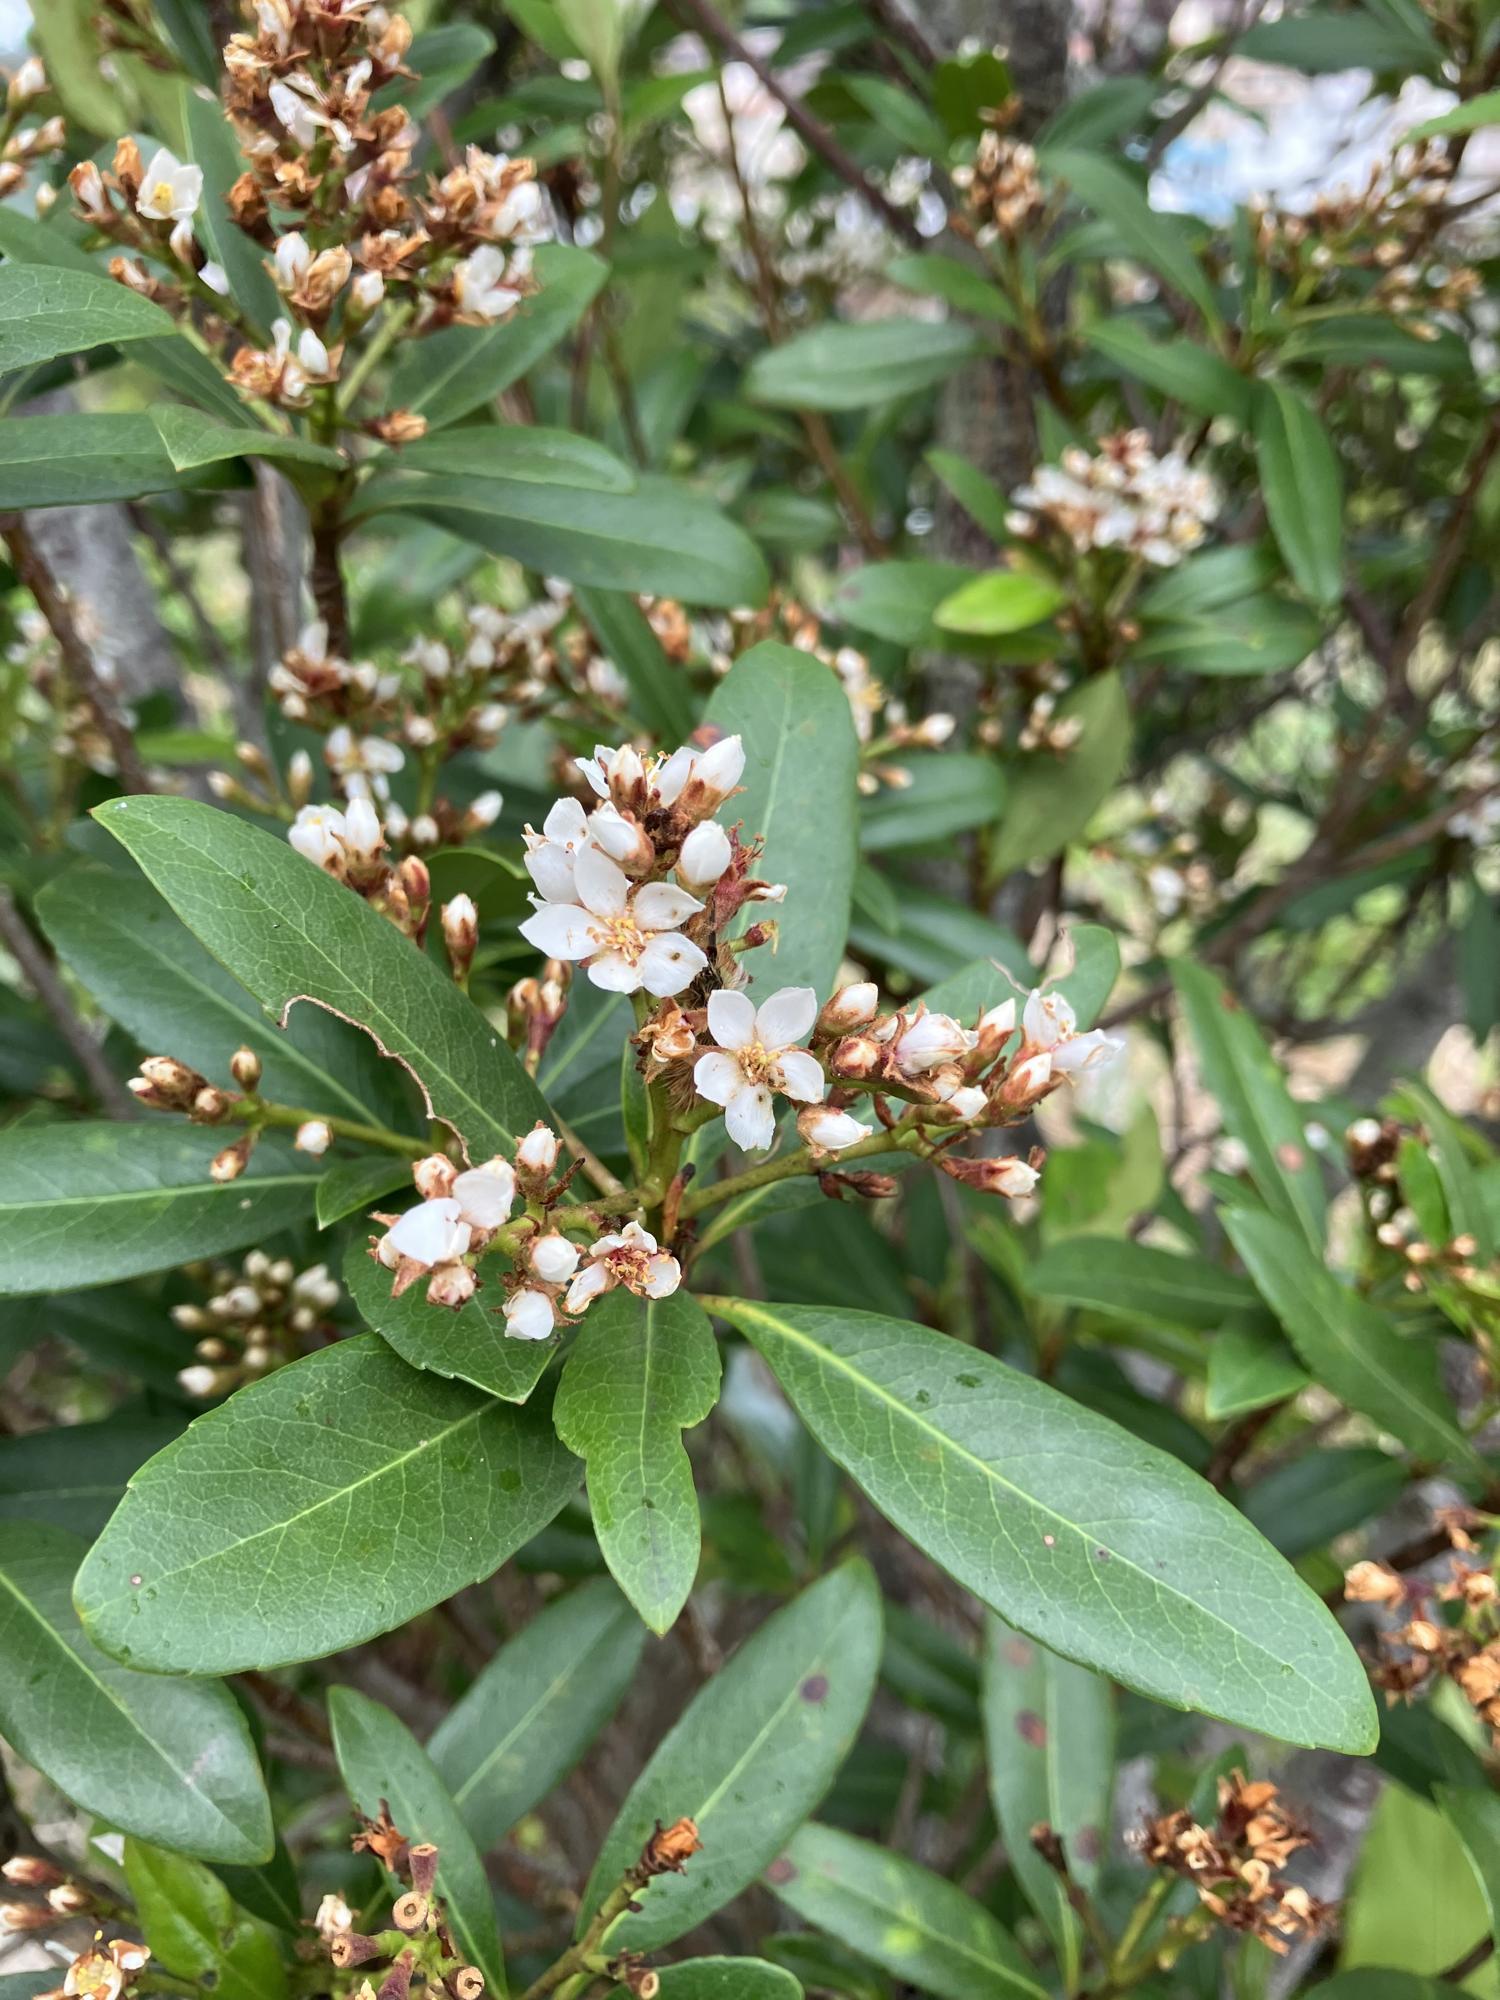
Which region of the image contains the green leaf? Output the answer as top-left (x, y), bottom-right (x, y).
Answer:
top-left (1459, 883), bottom-right (1500, 1044)
top-left (1027, 1237), bottom-right (1259, 1333)
top-left (1224, 1208), bottom-right (1485, 1479)
top-left (925, 450), bottom-right (1011, 543)
top-left (389, 242), bottom-right (608, 428)
top-left (37, 864), bottom-right (405, 1130)
top-left (1172, 962), bottom-right (1326, 1247)
top-left (1084, 319), bottom-right (1249, 421)
top-left (887, 252), bottom-right (1017, 324)
top-left (0, 1523), bottom-right (272, 1864)
top-left (428, 1576), bottom-right (645, 1849)
top-left (657, 1962), bottom-right (803, 2000)
top-left (861, 756), bottom-right (1007, 854)
top-left (1043, 149), bottom-right (1219, 326)
top-left (1204, 1316), bottom-right (1310, 1420)
top-left (0, 1124), bottom-right (320, 1298)
top-left (0, 412), bottom-right (229, 509)
top-left (1243, 1447), bottom-right (1408, 1559)
top-left (1436, 1784), bottom-right (1500, 1934)
top-left (180, 83), bottom-right (282, 335)
top-left (831, 561), bottom-right (979, 647)
top-left (123, 1840), bottom-right (286, 2000)
top-left (315, 1153), bottom-right (414, 1227)
top-left (1387, 1081), bottom-right (1494, 1258)
top-left (765, 1824), bottom-right (1045, 2000)
top-left (934, 570), bottom-right (1065, 636)
top-left (0, 1416), bottom-right (182, 1538)
top-left (74, 1335), bottom-right (579, 1674)
top-left (0, 265), bottom-right (178, 369)
top-left (554, 1291), bottom-right (721, 1633)
top-left (718, 1299), bottom-right (1376, 1751)
top-left (987, 672), bottom-right (1130, 879)
top-left (150, 405), bottom-right (345, 475)
top-left (581, 1562), bottom-right (882, 1951)
top-left (386, 23), bottom-right (498, 115)
top-left (391, 424), bottom-right (635, 492)
top-left (745, 321), bottom-right (987, 412)
top-left (1253, 383), bottom-right (1344, 606)
top-left (1408, 89), bottom-right (1500, 138)
top-left (95, 797), bottom-right (548, 1159)
top-left (367, 467), bottom-right (767, 609)
top-left (1133, 596), bottom-right (1323, 676)
top-left (703, 642), bottom-right (860, 998)
top-left (573, 586), bottom-right (696, 742)
top-left (981, 1617), bottom-right (1112, 1987)
top-left (1239, 12), bottom-right (1443, 75)
top-left (343, 1237), bottom-right (554, 1404)
top-left (329, 1688), bottom-right (505, 1996)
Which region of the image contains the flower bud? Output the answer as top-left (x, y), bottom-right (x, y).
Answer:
top-left (230, 1045), bottom-right (262, 1091)
top-left (503, 1286), bottom-right (556, 1341)
top-left (677, 819), bottom-right (732, 889)
top-left (818, 982), bottom-right (879, 1035)
top-left (798, 1106), bottom-right (871, 1155)
top-left (69, 158), bottom-right (108, 215)
top-left (941, 1085), bottom-right (988, 1122)
top-left (139, 1054), bottom-right (208, 1107)
top-left (442, 894), bottom-right (479, 981)
top-left (210, 1135), bottom-right (255, 1182)
top-left (397, 853), bottom-right (430, 918)
top-left (974, 998), bottom-right (1018, 1063)
top-left (939, 1153), bottom-right (1040, 1198)
top-left (177, 1363), bottom-right (226, 1399)
top-left (427, 1258), bottom-right (478, 1310)
top-left (287, 748), bottom-right (314, 808)
top-left (892, 1010), bottom-right (975, 1078)
top-left (412, 1154), bottom-right (457, 1201)
top-left (1, 1858), bottom-right (61, 1889)
top-left (46, 1882), bottom-right (90, 1916)
top-left (295, 1120), bottom-right (333, 1156)
top-left (590, 803), bottom-right (655, 876)
top-left (831, 1033), bottom-right (881, 1079)
top-left (516, 1122), bottom-right (559, 1179)
top-left (351, 269), bottom-right (386, 316)
top-left (191, 1085), bottom-right (235, 1123)
top-left (993, 1048), bottom-right (1053, 1113)
top-left (0, 1901), bottom-right (54, 1932)
top-left (343, 794), bottom-right (385, 866)
top-left (464, 789), bottom-right (503, 834)
top-left (677, 735), bottom-right (745, 823)
top-left (529, 1232), bottom-right (580, 1283)
top-left (8, 57), bottom-right (46, 108)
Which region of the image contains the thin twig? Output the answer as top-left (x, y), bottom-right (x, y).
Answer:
top-left (0, 886), bottom-right (136, 1118)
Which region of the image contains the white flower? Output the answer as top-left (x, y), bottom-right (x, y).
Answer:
top-left (529, 1233), bottom-right (581, 1283)
top-left (797, 1105), bottom-right (871, 1154)
top-left (589, 801), bottom-right (654, 874)
top-left (135, 147), bottom-right (202, 223)
top-left (314, 1895), bottom-right (353, 1942)
top-left (694, 986), bottom-right (826, 1152)
top-left (269, 75), bottom-right (321, 148)
top-left (677, 819), bottom-right (732, 889)
top-left (978, 1000), bottom-right (1017, 1038)
top-left (288, 802), bottom-right (347, 871)
top-left (274, 231), bottom-right (311, 288)
top-left (892, 1009), bottom-right (975, 1077)
top-left (1020, 988), bottom-right (1123, 1077)
top-left (295, 1119), bottom-right (332, 1155)
top-left (342, 794), bottom-right (384, 862)
top-left (520, 847), bottom-right (707, 998)
top-left (565, 1221), bottom-right (680, 1313)
top-left (352, 269), bottom-right (385, 312)
top-left (523, 796), bottom-right (594, 902)
top-left (451, 1158), bottom-right (516, 1234)
top-left (493, 177), bottom-right (548, 242)
top-left (379, 1198), bottom-right (471, 1269)
top-left (577, 734), bottom-right (744, 822)
top-left (199, 260), bottom-right (229, 295)
top-left (326, 724), bottom-right (404, 800)
top-left (454, 243), bottom-right (524, 320)
top-left (504, 1287), bottom-right (556, 1341)
top-left (991, 1158), bottom-right (1040, 1197)
top-left (517, 1123), bottom-right (560, 1177)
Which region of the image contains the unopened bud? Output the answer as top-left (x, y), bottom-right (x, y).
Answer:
top-left (994, 1048), bottom-right (1053, 1113)
top-left (295, 1120), bottom-right (333, 1156)
top-left (529, 1232), bottom-right (581, 1283)
top-left (178, 1364), bottom-right (227, 1398)
top-left (442, 894), bottom-right (478, 981)
top-left (939, 1153), bottom-right (1040, 1198)
top-left (0, 1901), bottom-right (54, 1932)
top-left (286, 747), bottom-right (315, 808)
top-left (464, 789), bottom-right (502, 834)
top-left (210, 1134), bottom-right (255, 1182)
top-left (230, 1045), bottom-right (263, 1091)
top-left (1, 1858), bottom-right (61, 1889)
top-left (397, 854), bottom-right (430, 913)
top-left (677, 819), bottom-right (732, 889)
top-left (139, 1054), bottom-right (208, 1107)
top-left (516, 1122), bottom-right (559, 1180)
top-left (818, 982), bottom-right (879, 1035)
top-left (8, 57), bottom-right (46, 108)
top-left (46, 1882), bottom-right (90, 1916)
top-left (426, 1262), bottom-right (477, 1310)
top-left (413, 1154), bottom-right (457, 1200)
top-left (797, 1106), bottom-right (871, 1155)
top-left (831, 1034), bottom-right (881, 1079)
top-left (191, 1085), bottom-right (235, 1124)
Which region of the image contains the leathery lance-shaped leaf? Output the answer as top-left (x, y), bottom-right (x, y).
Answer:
top-left (572, 585), bottom-right (697, 744)
top-left (1173, 961), bottom-right (1326, 1249)
top-left (0, 1416), bottom-right (183, 1540)
top-left (0, 411), bottom-right (238, 509)
top-left (553, 1291), bottom-right (721, 1633)
top-left (0, 1523), bottom-right (273, 1864)
top-left (1253, 381), bottom-right (1344, 607)
top-left (0, 264), bottom-right (178, 369)
top-left (73, 1335), bottom-right (580, 1675)
top-left (744, 320), bottom-right (987, 411)
top-left (37, 864), bottom-right (408, 1130)
top-left (123, 1840), bottom-right (286, 2000)
top-left (580, 1561), bottom-right (882, 1951)
top-left (0, 1125), bottom-right (321, 1298)
top-left (329, 1688), bottom-right (506, 1996)
top-left (655, 1962), bottom-right (803, 2000)
top-left (1224, 1208), bottom-right (1486, 1478)
top-left (764, 1823), bottom-right (1046, 2000)
top-left (428, 1576), bottom-right (645, 1849)
top-left (343, 1238), bottom-right (553, 1405)
top-left (715, 1301), bottom-right (1377, 1751)
top-left (981, 1616), bottom-right (1113, 1987)
top-left (703, 642), bottom-right (860, 999)
top-left (1043, 149), bottom-right (1220, 327)
top-left (1027, 1237), bottom-right (1259, 1334)
top-left (95, 796), bottom-right (548, 1160)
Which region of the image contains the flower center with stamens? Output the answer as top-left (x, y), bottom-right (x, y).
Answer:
top-left (606, 1244), bottom-right (652, 1289)
top-left (737, 1041), bottom-right (778, 1085)
top-left (150, 181), bottom-right (175, 210)
top-left (589, 913), bottom-right (646, 964)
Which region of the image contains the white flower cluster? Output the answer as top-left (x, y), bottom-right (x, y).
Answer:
top-left (1010, 431), bottom-right (1220, 567)
top-left (371, 1123), bottom-right (683, 1334)
top-left (173, 1250), bottom-right (340, 1398)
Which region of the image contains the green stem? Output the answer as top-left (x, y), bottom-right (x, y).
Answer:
top-left (678, 1122), bottom-right (919, 1220)
top-left (336, 299), bottom-right (417, 416)
top-left (245, 1100), bottom-right (429, 1158)
top-left (517, 1874), bottom-right (639, 2000)
top-left (1108, 1873), bottom-right (1175, 1983)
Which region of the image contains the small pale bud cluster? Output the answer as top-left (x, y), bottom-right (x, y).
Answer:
top-left (174, 1250), bottom-right (341, 1398)
top-left (1017, 687), bottom-right (1084, 755)
top-left (1009, 431), bottom-right (1220, 568)
top-left (953, 117), bottom-right (1046, 244)
top-left (127, 1041), bottom-right (345, 1181)
top-left (336, 1817), bottom-right (487, 2000)
top-left (0, 55), bottom-right (63, 204)
top-left (0, 1855), bottom-right (109, 1951)
top-left (287, 798), bottom-right (435, 939)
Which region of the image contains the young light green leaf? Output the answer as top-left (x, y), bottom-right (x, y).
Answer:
top-left (0, 1523), bottom-right (272, 1864)
top-left (329, 1689), bottom-right (505, 1995)
top-left (981, 1618), bottom-right (1112, 1987)
top-left (0, 264), bottom-right (177, 369)
top-left (428, 1576), bottom-right (645, 1850)
top-left (717, 1299), bottom-right (1377, 1752)
top-left (987, 672), bottom-right (1130, 879)
top-left (0, 1417), bottom-right (182, 1539)
top-left (745, 321), bottom-right (987, 412)
top-left (74, 1335), bottom-right (579, 1674)
top-left (95, 797), bottom-right (547, 1159)
top-left (1436, 1785), bottom-right (1500, 1935)
top-left (581, 1562), bottom-right (882, 1951)
top-left (703, 642), bottom-right (860, 998)
top-left (554, 1291), bottom-right (721, 1633)
top-left (1253, 383), bottom-right (1344, 606)
top-left (1407, 89), bottom-right (1500, 138)
top-left (1224, 1208), bottom-right (1485, 1479)
top-left (1027, 1237), bottom-right (1259, 1333)
top-left (343, 1238), bottom-right (553, 1403)
top-left (1173, 961), bottom-right (1326, 1248)
top-left (123, 1840), bottom-right (286, 2000)
top-left (765, 1823), bottom-right (1046, 2000)
top-left (0, 1125), bottom-right (320, 1298)
top-left (934, 571), bottom-right (1066, 636)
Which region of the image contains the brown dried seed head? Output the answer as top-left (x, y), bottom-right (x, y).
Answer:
top-left (638, 1817), bottom-right (702, 1878)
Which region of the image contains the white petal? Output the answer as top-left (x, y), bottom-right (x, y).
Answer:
top-left (654, 745), bottom-right (694, 805)
top-left (503, 1288), bottom-right (555, 1340)
top-left (694, 1050), bottom-right (744, 1108)
top-left (777, 1048), bottom-right (826, 1103)
top-left (633, 881), bottom-right (703, 931)
top-left (452, 1161), bottom-right (516, 1230)
top-left (530, 1234), bottom-right (580, 1283)
top-left (565, 1262), bottom-right (612, 1314)
top-left (754, 985), bottom-right (818, 1050)
top-left (678, 820), bottom-right (732, 887)
top-left (525, 844), bottom-right (577, 903)
top-left (386, 1198), bottom-right (470, 1267)
top-left (586, 950), bottom-right (644, 994)
top-left (706, 987), bottom-right (756, 1051)
top-left (573, 844), bottom-right (629, 917)
top-left (543, 795), bottom-right (589, 842)
top-left (639, 933), bottom-right (707, 997)
top-left (520, 902), bottom-right (595, 960)
top-left (725, 1083), bottom-right (776, 1152)
top-left (642, 1252), bottom-right (681, 1299)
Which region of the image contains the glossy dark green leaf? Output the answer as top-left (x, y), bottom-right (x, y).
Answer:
top-left (1224, 1208), bottom-right (1485, 1479)
top-left (703, 642), bottom-right (860, 998)
top-left (745, 321), bottom-right (986, 412)
top-left (718, 1299), bottom-right (1376, 1750)
top-left (1028, 1237), bottom-right (1257, 1333)
top-left (573, 585), bottom-right (696, 742)
top-left (151, 405), bottom-right (345, 475)
top-left (386, 22), bottom-right (497, 115)
top-left (988, 672), bottom-right (1130, 878)
top-left (428, 1576), bottom-right (645, 1849)
top-left (123, 1840), bottom-right (286, 2000)
top-left (1253, 383), bottom-right (1344, 606)
top-left (1173, 961), bottom-right (1326, 1247)
top-left (860, 756), bottom-right (1007, 854)
top-left (765, 1824), bottom-right (1045, 2000)
top-left (343, 1238), bottom-right (553, 1403)
top-left (1242, 1447), bottom-right (1408, 1559)
top-left (0, 1524), bottom-right (272, 1863)
top-left (74, 1335), bottom-right (579, 1674)
top-left (1203, 1316), bottom-right (1310, 1420)
top-left (656, 1961), bottom-right (803, 2000)
top-left (315, 1153), bottom-right (414, 1227)
top-left (0, 1125), bottom-right (320, 1298)
top-left (95, 796), bottom-right (546, 1159)
top-left (982, 1617), bottom-right (1112, 1985)
top-left (1044, 149), bottom-right (1219, 325)
top-left (0, 264), bottom-right (177, 368)
top-left (329, 1688), bottom-right (505, 1994)
top-left (581, 1562), bottom-right (882, 1951)
top-left (555, 1291), bottom-right (720, 1633)
top-left (0, 1416), bottom-right (182, 1537)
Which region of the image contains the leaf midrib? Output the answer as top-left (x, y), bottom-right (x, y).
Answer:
top-left (0, 1171), bottom-right (318, 1214)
